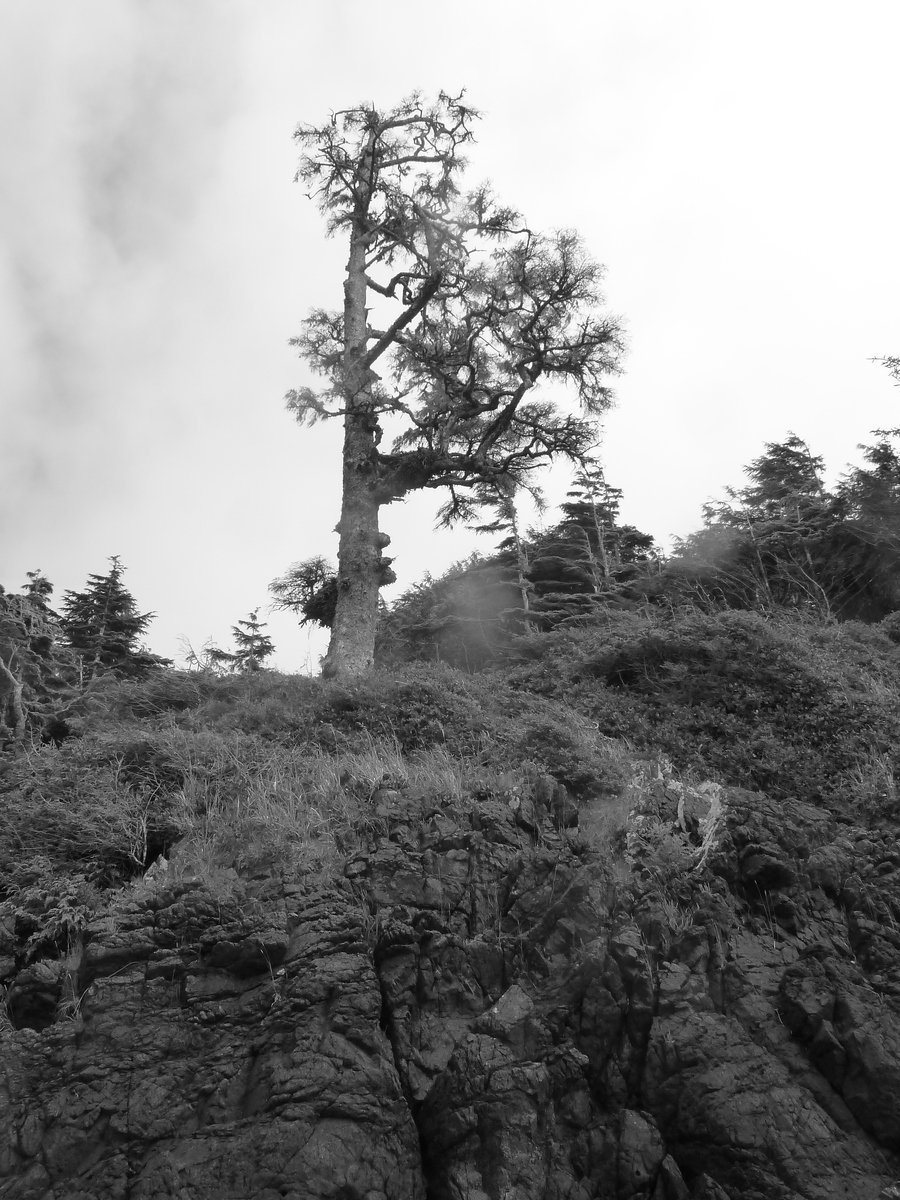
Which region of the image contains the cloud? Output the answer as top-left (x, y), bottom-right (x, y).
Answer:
top-left (0, 0), bottom-right (249, 531)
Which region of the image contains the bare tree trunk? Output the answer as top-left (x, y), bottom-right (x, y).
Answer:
top-left (507, 502), bottom-right (533, 632)
top-left (322, 130), bottom-right (386, 679)
top-left (322, 417), bottom-right (386, 678)
top-left (0, 656), bottom-right (25, 745)
top-left (516, 548), bottom-right (533, 632)
top-left (589, 501), bottom-right (612, 586)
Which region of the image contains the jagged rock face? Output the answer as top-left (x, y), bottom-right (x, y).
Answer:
top-left (2, 766), bottom-right (900, 1198)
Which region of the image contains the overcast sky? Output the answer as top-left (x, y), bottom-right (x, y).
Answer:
top-left (2, 0), bottom-right (898, 672)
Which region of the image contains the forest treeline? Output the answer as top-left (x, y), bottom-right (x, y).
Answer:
top-left (2, 427), bottom-right (900, 749)
top-left (273, 429), bottom-right (900, 671)
top-left (0, 559), bottom-right (279, 747)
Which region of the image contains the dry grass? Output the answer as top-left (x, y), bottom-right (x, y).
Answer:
top-left (845, 748), bottom-right (898, 816)
top-left (0, 741), bottom-right (167, 880)
top-left (159, 729), bottom-right (521, 880)
top-left (657, 895), bottom-right (699, 934)
top-left (2, 690), bottom-right (589, 892)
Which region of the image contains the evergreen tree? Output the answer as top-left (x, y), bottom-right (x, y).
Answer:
top-left (290, 91), bottom-right (624, 678)
top-left (827, 430), bottom-right (900, 618)
top-left (558, 463), bottom-right (622, 589)
top-left (667, 432), bottom-right (900, 621)
top-left (22, 570), bottom-right (54, 614)
top-left (208, 611), bottom-right (275, 672)
top-left (470, 481), bottom-right (537, 631)
top-left (14, 570), bottom-right (58, 645)
top-left (0, 571), bottom-right (56, 645)
top-left (837, 430), bottom-right (900, 530)
top-left (738, 434), bottom-right (826, 522)
top-left (0, 586), bottom-right (28, 744)
top-left (377, 467), bottom-right (657, 663)
top-left (0, 572), bottom-right (81, 747)
top-left (522, 464), bottom-right (656, 628)
top-left (59, 557), bottom-right (155, 677)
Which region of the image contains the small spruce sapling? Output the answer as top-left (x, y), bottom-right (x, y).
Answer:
top-left (22, 570), bottom-right (55, 616)
top-left (207, 610), bottom-right (276, 672)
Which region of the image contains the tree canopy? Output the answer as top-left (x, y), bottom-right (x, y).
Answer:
top-left (288, 90), bottom-right (625, 677)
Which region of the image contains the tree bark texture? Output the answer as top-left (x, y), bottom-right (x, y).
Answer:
top-left (322, 416), bottom-right (386, 678)
top-left (322, 131), bottom-right (386, 679)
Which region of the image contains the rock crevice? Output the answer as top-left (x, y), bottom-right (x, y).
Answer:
top-left (2, 763), bottom-right (900, 1198)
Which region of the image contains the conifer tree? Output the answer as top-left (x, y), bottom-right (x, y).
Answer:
top-left (837, 430), bottom-right (900, 531)
top-left (471, 481), bottom-right (536, 630)
top-left (289, 90), bottom-right (624, 677)
top-left (14, 570), bottom-right (58, 645)
top-left (829, 430), bottom-right (900, 617)
top-left (727, 434), bottom-right (826, 524)
top-left (518, 464), bottom-right (655, 627)
top-left (59, 557), bottom-right (154, 677)
top-left (558, 463), bottom-right (625, 589)
top-left (22, 570), bottom-right (54, 614)
top-left (208, 611), bottom-right (275, 672)
top-left (669, 432), bottom-right (900, 620)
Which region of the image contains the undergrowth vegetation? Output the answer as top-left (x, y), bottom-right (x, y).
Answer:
top-left (0, 664), bottom-right (630, 904)
top-left (2, 603), bottom-right (898, 946)
top-left (505, 608), bottom-right (900, 813)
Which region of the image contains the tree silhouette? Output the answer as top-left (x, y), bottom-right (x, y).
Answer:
top-left (289, 90), bottom-right (624, 677)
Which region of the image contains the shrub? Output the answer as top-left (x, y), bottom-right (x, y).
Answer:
top-left (0, 734), bottom-right (188, 885)
top-left (505, 609), bottom-right (900, 810)
top-left (0, 859), bottom-right (102, 959)
top-left (103, 669), bottom-right (211, 717)
top-left (1, 656), bottom-right (636, 905)
top-left (164, 665), bottom-right (623, 795)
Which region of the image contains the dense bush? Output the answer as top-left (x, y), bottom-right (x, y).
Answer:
top-left (504, 609), bottom-right (900, 811)
top-left (0, 661), bottom-right (631, 901)
top-left (168, 665), bottom-right (626, 796)
top-left (6, 600), bottom-right (895, 904)
top-left (0, 729), bottom-right (190, 887)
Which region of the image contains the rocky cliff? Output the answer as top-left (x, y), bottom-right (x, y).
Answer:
top-left (3, 747), bottom-right (900, 1200)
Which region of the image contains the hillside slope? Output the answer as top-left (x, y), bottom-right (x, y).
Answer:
top-left (2, 616), bottom-right (900, 1199)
